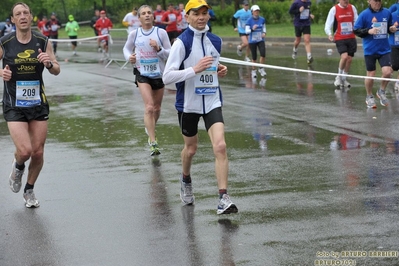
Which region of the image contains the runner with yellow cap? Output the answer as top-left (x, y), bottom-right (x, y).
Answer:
top-left (163, 0), bottom-right (238, 215)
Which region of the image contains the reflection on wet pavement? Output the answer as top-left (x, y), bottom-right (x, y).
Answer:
top-left (0, 43), bottom-right (398, 266)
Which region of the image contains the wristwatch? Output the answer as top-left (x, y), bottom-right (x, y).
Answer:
top-left (157, 47), bottom-right (162, 52)
top-left (46, 61), bottom-right (53, 69)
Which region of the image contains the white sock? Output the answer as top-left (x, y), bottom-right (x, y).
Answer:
top-left (342, 71), bottom-right (347, 81)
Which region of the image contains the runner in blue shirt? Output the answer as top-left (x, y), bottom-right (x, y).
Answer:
top-left (245, 5), bottom-right (267, 79)
top-left (389, 10), bottom-right (399, 92)
top-left (354, 0), bottom-right (395, 108)
top-left (389, 0), bottom-right (399, 13)
top-left (232, 0), bottom-right (251, 61)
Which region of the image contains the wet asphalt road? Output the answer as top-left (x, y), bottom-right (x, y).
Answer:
top-left (1, 40), bottom-right (399, 266)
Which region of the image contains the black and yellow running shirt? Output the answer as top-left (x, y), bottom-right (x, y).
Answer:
top-left (1, 31), bottom-right (49, 108)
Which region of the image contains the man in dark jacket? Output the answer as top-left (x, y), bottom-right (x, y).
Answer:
top-left (90, 9), bottom-right (101, 51)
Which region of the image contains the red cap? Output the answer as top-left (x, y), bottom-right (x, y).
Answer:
top-left (100, 10), bottom-right (106, 14)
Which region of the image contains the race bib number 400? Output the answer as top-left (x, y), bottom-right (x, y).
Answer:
top-left (16, 80), bottom-right (41, 107)
top-left (194, 66), bottom-right (219, 95)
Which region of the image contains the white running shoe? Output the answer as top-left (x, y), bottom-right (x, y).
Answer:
top-left (9, 159), bottom-right (24, 193)
top-left (343, 79), bottom-right (351, 88)
top-left (259, 78), bottom-right (267, 87)
top-left (376, 89), bottom-right (389, 106)
top-left (180, 176), bottom-right (194, 205)
top-left (217, 194), bottom-right (238, 215)
top-left (23, 189), bottom-right (40, 208)
top-left (251, 69), bottom-right (257, 78)
top-left (365, 95), bottom-right (377, 109)
top-left (258, 68), bottom-right (266, 77)
top-left (334, 76), bottom-right (342, 87)
top-left (244, 56), bottom-right (251, 62)
top-left (236, 45), bottom-right (242, 57)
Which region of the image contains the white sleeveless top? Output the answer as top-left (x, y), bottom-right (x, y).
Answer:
top-left (135, 27), bottom-right (163, 78)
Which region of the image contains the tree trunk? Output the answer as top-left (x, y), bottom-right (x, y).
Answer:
top-left (234, 0), bottom-right (239, 11)
top-left (60, 0), bottom-right (67, 21)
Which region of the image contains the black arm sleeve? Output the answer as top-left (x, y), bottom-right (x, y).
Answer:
top-left (232, 17), bottom-right (237, 28)
top-left (354, 28), bottom-right (369, 38)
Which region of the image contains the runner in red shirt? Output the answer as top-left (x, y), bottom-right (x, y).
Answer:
top-left (95, 10), bottom-right (113, 58)
top-left (161, 3), bottom-right (181, 44)
top-left (153, 4), bottom-right (165, 29)
top-left (37, 16), bottom-right (50, 37)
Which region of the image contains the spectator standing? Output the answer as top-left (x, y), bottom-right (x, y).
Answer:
top-left (46, 12), bottom-right (61, 55)
top-left (354, 0), bottom-right (394, 108)
top-left (65, 14), bottom-right (80, 55)
top-left (289, 0), bottom-right (315, 64)
top-left (232, 0), bottom-right (251, 62)
top-left (324, 0), bottom-right (358, 89)
top-left (245, 5), bottom-right (267, 79)
top-left (122, 7), bottom-right (141, 34)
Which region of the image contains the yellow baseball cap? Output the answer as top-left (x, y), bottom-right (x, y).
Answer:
top-left (185, 0), bottom-right (211, 13)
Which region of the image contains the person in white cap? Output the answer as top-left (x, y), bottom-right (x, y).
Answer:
top-left (245, 5), bottom-right (267, 79)
top-left (163, 0), bottom-right (238, 215)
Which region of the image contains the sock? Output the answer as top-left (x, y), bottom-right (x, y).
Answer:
top-left (24, 183), bottom-right (34, 193)
top-left (15, 162), bottom-right (25, 170)
top-left (342, 71), bottom-right (347, 81)
top-left (219, 189), bottom-right (227, 199)
top-left (338, 68), bottom-right (343, 74)
top-left (293, 47), bottom-right (297, 52)
top-left (307, 53), bottom-right (312, 59)
top-left (182, 174), bottom-right (191, 183)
